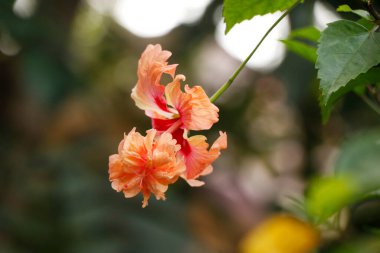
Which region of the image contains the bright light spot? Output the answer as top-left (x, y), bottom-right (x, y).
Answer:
top-left (215, 12), bottom-right (290, 72)
top-left (313, 1), bottom-right (340, 29)
top-left (181, 0), bottom-right (211, 24)
top-left (13, 0), bottom-right (37, 18)
top-left (112, 0), bottom-right (211, 38)
top-left (0, 32), bottom-right (21, 56)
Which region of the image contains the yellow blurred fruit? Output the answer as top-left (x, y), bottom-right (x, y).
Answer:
top-left (240, 214), bottom-right (320, 253)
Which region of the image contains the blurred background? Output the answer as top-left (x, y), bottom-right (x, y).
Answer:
top-left (1, 0), bottom-right (379, 252)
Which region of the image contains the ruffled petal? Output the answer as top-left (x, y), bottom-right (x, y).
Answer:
top-left (183, 85), bottom-right (219, 130)
top-left (109, 154), bottom-right (143, 196)
top-left (109, 127), bottom-right (184, 207)
top-left (181, 132), bottom-right (227, 185)
top-left (164, 74), bottom-right (189, 117)
top-left (132, 45), bottom-right (218, 132)
top-left (164, 79), bottom-right (219, 131)
top-left (131, 44), bottom-right (177, 119)
top-left (142, 188), bottom-right (151, 208)
top-left (210, 131), bottom-right (228, 154)
top-left (186, 179), bottom-right (205, 187)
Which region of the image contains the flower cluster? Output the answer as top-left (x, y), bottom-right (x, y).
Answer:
top-left (109, 44), bottom-right (227, 207)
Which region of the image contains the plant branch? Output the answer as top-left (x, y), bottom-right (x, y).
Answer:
top-left (359, 93), bottom-right (380, 116)
top-left (368, 0), bottom-right (380, 24)
top-left (210, 0), bottom-right (302, 103)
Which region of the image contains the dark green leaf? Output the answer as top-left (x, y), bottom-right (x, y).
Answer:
top-left (337, 4), bottom-right (374, 21)
top-left (335, 129), bottom-right (380, 189)
top-left (288, 26), bottom-right (321, 42)
top-left (223, 0), bottom-right (301, 33)
top-left (321, 67), bottom-right (380, 123)
top-left (281, 39), bottom-right (317, 63)
top-left (317, 20), bottom-right (380, 108)
top-left (330, 238), bottom-right (380, 253)
top-left (281, 26), bottom-right (320, 63)
top-left (357, 17), bottom-right (377, 30)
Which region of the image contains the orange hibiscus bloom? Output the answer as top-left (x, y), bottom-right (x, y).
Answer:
top-left (109, 128), bottom-right (185, 207)
top-left (109, 44), bottom-right (227, 207)
top-left (131, 44), bottom-right (219, 131)
top-left (131, 44), bottom-right (226, 184)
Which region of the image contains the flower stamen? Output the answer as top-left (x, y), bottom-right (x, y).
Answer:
top-left (165, 119), bottom-right (182, 134)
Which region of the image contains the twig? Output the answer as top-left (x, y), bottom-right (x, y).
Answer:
top-left (209, 0), bottom-right (302, 102)
top-left (368, 0), bottom-right (380, 24)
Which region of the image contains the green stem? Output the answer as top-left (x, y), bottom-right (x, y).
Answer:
top-left (368, 0), bottom-right (380, 23)
top-left (210, 0), bottom-right (302, 103)
top-left (360, 94), bottom-right (380, 116)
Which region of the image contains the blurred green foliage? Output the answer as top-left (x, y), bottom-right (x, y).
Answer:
top-left (307, 121), bottom-right (380, 225)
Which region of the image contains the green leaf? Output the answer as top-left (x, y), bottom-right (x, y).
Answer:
top-left (337, 4), bottom-right (374, 21)
top-left (307, 129), bottom-right (380, 223)
top-left (288, 26), bottom-right (321, 42)
top-left (357, 18), bottom-right (377, 30)
top-left (223, 0), bottom-right (301, 33)
top-left (281, 26), bottom-right (320, 63)
top-left (307, 177), bottom-right (357, 223)
top-left (281, 39), bottom-right (317, 63)
top-left (335, 129), bottom-right (380, 189)
top-left (317, 20), bottom-right (380, 107)
top-left (321, 67), bottom-right (380, 122)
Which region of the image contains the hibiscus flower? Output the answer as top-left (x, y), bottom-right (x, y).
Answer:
top-left (132, 44), bottom-right (226, 184)
top-left (109, 44), bottom-right (227, 206)
top-left (109, 128), bottom-right (185, 207)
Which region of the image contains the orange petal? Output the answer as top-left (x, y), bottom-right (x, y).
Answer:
top-left (109, 154), bottom-right (142, 197)
top-left (142, 188), bottom-right (151, 208)
top-left (182, 132), bottom-right (227, 184)
top-left (109, 128), bottom-right (184, 207)
top-left (164, 75), bottom-right (189, 127)
top-left (210, 131), bottom-right (227, 154)
top-left (164, 80), bottom-right (219, 131)
top-left (131, 44), bottom-right (177, 119)
top-left (186, 179), bottom-right (205, 187)
top-left (183, 85), bottom-right (219, 130)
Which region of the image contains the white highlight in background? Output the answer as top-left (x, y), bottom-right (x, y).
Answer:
top-left (313, 1), bottom-right (340, 29)
top-left (215, 12), bottom-right (290, 72)
top-left (13, 0), bottom-right (38, 18)
top-left (112, 0), bottom-right (212, 38)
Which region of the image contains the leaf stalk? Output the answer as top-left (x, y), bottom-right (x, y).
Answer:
top-left (210, 0), bottom-right (302, 103)
top-left (360, 93), bottom-right (380, 116)
top-left (368, 0), bottom-right (380, 24)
